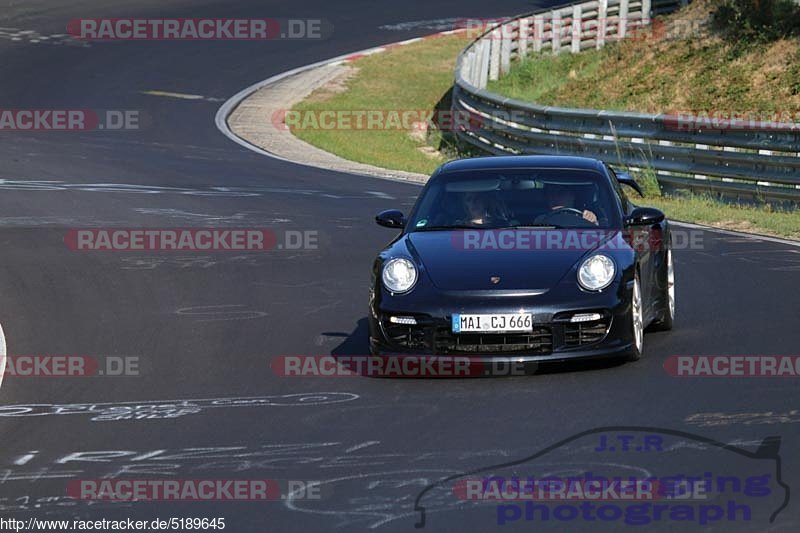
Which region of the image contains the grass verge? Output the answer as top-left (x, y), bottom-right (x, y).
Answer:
top-left (291, 35), bottom-right (466, 175)
top-left (645, 195), bottom-right (800, 240)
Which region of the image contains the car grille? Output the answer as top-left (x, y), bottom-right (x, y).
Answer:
top-left (381, 323), bottom-right (431, 351)
top-left (381, 319), bottom-right (553, 354)
top-left (435, 327), bottom-right (553, 354)
top-left (563, 319), bottom-right (611, 347)
top-left (382, 314), bottom-right (612, 354)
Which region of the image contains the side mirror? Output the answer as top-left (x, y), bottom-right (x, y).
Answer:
top-left (626, 207), bottom-right (665, 226)
top-left (616, 171), bottom-right (645, 197)
top-left (375, 209), bottom-right (406, 229)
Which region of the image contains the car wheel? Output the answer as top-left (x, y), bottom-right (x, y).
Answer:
top-left (627, 272), bottom-right (644, 361)
top-left (652, 248), bottom-right (675, 331)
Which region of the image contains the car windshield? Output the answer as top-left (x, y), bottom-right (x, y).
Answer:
top-left (407, 168), bottom-right (622, 231)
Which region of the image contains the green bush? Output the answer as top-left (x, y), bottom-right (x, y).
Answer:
top-left (635, 166), bottom-right (663, 198)
top-left (713, 0), bottom-right (800, 44)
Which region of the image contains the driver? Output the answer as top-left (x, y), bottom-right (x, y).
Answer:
top-left (538, 186), bottom-right (598, 225)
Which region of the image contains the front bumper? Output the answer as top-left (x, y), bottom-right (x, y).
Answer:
top-left (369, 281), bottom-right (634, 363)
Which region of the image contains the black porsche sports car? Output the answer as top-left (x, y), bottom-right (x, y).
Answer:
top-left (369, 155), bottom-right (675, 363)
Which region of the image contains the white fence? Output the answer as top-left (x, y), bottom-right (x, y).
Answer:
top-left (463, 0), bottom-right (689, 88)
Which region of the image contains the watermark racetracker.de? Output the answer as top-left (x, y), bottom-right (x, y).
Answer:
top-left (0, 109), bottom-right (143, 131)
top-left (67, 478), bottom-right (323, 501)
top-left (665, 355), bottom-right (800, 377)
top-left (455, 17), bottom-right (704, 42)
top-left (664, 109), bottom-right (800, 131)
top-left (4, 355), bottom-right (140, 378)
top-left (64, 228), bottom-right (318, 251)
top-left (271, 355), bottom-right (532, 377)
top-left (67, 18), bottom-right (333, 41)
top-left (450, 228), bottom-right (705, 253)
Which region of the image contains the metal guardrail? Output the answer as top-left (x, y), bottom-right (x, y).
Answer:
top-left (451, 0), bottom-right (800, 205)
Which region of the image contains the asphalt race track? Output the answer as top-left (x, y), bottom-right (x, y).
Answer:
top-left (0, 1), bottom-right (799, 531)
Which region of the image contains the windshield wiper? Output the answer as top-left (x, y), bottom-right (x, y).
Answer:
top-left (414, 224), bottom-right (486, 231)
top-left (415, 223), bottom-right (568, 231)
top-left (492, 223), bottom-right (564, 229)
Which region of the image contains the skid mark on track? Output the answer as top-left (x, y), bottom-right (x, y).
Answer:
top-left (685, 410), bottom-right (800, 427)
top-left (132, 208), bottom-right (291, 225)
top-left (120, 255), bottom-right (268, 270)
top-left (174, 304), bottom-right (268, 321)
top-left (133, 208), bottom-right (248, 222)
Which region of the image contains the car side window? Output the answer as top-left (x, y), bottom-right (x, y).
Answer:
top-left (606, 166), bottom-right (631, 214)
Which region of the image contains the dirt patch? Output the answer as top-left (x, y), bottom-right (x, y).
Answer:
top-left (417, 145), bottom-right (442, 158)
top-left (749, 40), bottom-right (800, 101)
top-left (304, 65), bottom-right (359, 103)
top-left (710, 219), bottom-right (757, 232)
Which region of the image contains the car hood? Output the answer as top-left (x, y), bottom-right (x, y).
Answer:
top-left (405, 230), bottom-right (620, 291)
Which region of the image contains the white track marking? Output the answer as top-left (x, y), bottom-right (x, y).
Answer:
top-left (672, 221), bottom-right (800, 248)
top-left (378, 18), bottom-right (465, 31)
top-left (345, 440), bottom-right (380, 453)
top-left (0, 322), bottom-right (6, 390)
top-left (141, 90), bottom-right (224, 102)
top-left (0, 27), bottom-right (86, 46)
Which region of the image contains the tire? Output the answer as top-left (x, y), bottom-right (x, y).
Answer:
top-left (652, 248), bottom-right (675, 331)
top-left (626, 272), bottom-right (644, 362)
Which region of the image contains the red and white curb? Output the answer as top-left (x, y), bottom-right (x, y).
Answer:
top-left (328, 29), bottom-right (467, 65)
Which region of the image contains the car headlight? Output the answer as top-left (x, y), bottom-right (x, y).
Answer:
top-left (382, 258), bottom-right (418, 294)
top-left (578, 254), bottom-right (616, 291)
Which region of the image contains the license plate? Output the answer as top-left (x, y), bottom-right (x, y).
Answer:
top-left (452, 313), bottom-right (533, 333)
